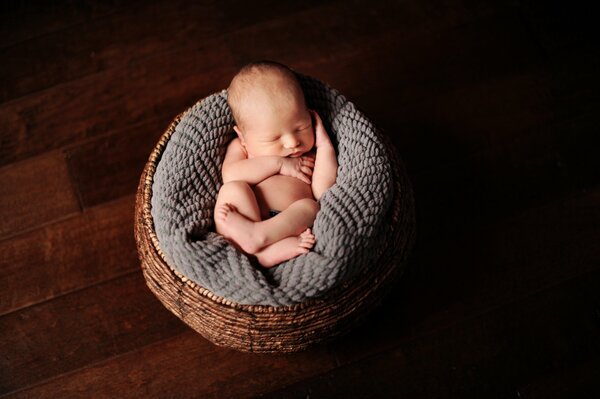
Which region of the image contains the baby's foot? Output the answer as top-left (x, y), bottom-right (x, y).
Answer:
top-left (215, 203), bottom-right (266, 254)
top-left (255, 228), bottom-right (316, 268)
top-left (297, 228), bottom-right (316, 254)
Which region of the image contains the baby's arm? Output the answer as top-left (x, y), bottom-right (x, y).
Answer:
top-left (222, 138), bottom-right (282, 184)
top-left (310, 111), bottom-right (338, 200)
top-left (222, 138), bottom-right (315, 185)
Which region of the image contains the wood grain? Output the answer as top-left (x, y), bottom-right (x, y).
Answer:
top-left (3, 185), bottom-right (597, 397)
top-left (0, 151), bottom-right (80, 239)
top-left (517, 357), bottom-right (600, 398)
top-left (0, 0), bottom-right (330, 102)
top-left (0, 195), bottom-right (137, 316)
top-left (411, 109), bottom-right (598, 238)
top-left (225, 0), bottom-right (506, 69)
top-left (1, 1), bottom-right (598, 397)
top-left (62, 10), bottom-right (563, 212)
top-left (5, 331), bottom-right (338, 399)
top-left (0, 272), bottom-right (188, 394)
top-left (65, 117), bottom-right (171, 208)
top-left (261, 268), bottom-right (600, 398)
top-left (330, 186), bottom-right (600, 364)
top-left (0, 40), bottom-right (235, 168)
top-left (0, 0), bottom-right (131, 48)
top-left (0, 0), bottom-right (509, 168)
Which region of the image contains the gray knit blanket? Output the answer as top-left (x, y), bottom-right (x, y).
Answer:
top-left (151, 75), bottom-right (393, 306)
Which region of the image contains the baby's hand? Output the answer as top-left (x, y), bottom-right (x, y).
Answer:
top-left (310, 110), bottom-right (333, 149)
top-left (280, 155), bottom-right (315, 184)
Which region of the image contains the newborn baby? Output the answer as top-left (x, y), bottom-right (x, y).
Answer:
top-left (214, 61), bottom-right (338, 268)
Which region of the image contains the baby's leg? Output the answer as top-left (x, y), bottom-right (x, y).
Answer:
top-left (214, 181), bottom-right (261, 246)
top-left (255, 228), bottom-right (316, 268)
top-left (258, 198), bottom-right (319, 243)
top-left (216, 196), bottom-right (319, 254)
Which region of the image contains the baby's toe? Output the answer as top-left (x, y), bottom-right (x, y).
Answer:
top-left (216, 204), bottom-right (233, 220)
top-left (299, 236), bottom-right (315, 249)
top-left (303, 234), bottom-right (315, 243)
top-left (300, 228), bottom-right (313, 237)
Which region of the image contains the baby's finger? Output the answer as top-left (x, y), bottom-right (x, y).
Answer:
top-left (301, 160), bottom-right (315, 170)
top-left (301, 157), bottom-right (315, 166)
top-left (311, 110), bottom-right (323, 125)
top-left (298, 173), bottom-right (311, 184)
top-left (301, 166), bottom-right (313, 176)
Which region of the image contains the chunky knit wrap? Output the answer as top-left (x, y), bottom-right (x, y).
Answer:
top-left (151, 75), bottom-right (394, 306)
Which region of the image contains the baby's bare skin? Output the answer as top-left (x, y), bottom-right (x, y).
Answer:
top-left (253, 173), bottom-right (314, 219)
top-left (215, 203), bottom-right (316, 267)
top-left (214, 63), bottom-right (338, 267)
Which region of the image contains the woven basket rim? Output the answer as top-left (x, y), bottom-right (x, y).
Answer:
top-left (137, 90), bottom-right (412, 314)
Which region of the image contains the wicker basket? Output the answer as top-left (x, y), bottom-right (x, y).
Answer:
top-left (134, 107), bottom-right (416, 353)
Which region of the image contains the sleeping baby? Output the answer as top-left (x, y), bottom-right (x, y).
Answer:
top-left (214, 61), bottom-right (338, 268)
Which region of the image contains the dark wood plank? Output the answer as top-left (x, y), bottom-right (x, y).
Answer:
top-left (517, 0), bottom-right (597, 55)
top-left (329, 12), bottom-right (571, 152)
top-left (389, 70), bottom-right (553, 162)
top-left (518, 356), bottom-right (600, 399)
top-left (300, 13), bottom-right (597, 235)
top-left (225, 0), bottom-right (507, 70)
top-left (0, 0), bottom-right (329, 102)
top-left (65, 116), bottom-right (171, 208)
top-left (261, 268), bottom-right (600, 398)
top-left (0, 195), bottom-right (137, 316)
top-left (226, 8), bottom-right (595, 185)
top-left (331, 186), bottom-right (600, 364)
top-left (295, 11), bottom-right (598, 170)
top-left (5, 331), bottom-right (338, 399)
top-left (412, 109), bottom-right (598, 238)
top-left (0, 40), bottom-right (236, 168)
top-left (64, 10), bottom-right (560, 210)
top-left (0, 272), bottom-right (188, 395)
top-left (1, 2), bottom-right (597, 398)
top-left (243, 6), bottom-right (541, 111)
top-left (0, 151), bottom-right (80, 239)
top-left (243, 7), bottom-right (548, 139)
top-left (0, 0), bottom-right (131, 48)
top-left (2, 184), bottom-right (597, 397)
top-left (0, 0), bottom-right (508, 168)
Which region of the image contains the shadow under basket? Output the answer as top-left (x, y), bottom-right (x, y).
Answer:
top-left (134, 113), bottom-right (416, 353)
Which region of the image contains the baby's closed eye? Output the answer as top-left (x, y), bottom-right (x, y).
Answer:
top-left (296, 124), bottom-right (311, 132)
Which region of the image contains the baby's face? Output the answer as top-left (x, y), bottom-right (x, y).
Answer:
top-left (234, 91), bottom-right (315, 158)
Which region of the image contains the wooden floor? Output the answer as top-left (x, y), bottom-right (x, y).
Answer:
top-left (1, 1), bottom-right (599, 397)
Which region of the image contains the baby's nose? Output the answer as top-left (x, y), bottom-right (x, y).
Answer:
top-left (282, 134), bottom-right (300, 148)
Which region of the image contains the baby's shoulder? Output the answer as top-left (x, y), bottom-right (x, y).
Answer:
top-left (225, 137), bottom-right (248, 159)
top-left (226, 137), bottom-right (240, 148)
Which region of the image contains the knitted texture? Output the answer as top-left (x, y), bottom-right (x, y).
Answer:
top-left (151, 75), bottom-right (393, 306)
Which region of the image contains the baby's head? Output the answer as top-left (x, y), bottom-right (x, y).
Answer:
top-left (227, 61), bottom-right (315, 158)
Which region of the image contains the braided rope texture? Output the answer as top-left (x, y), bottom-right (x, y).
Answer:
top-left (151, 75), bottom-right (393, 306)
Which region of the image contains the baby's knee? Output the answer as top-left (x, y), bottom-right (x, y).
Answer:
top-left (296, 198), bottom-right (320, 218)
top-left (217, 180), bottom-right (253, 198)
